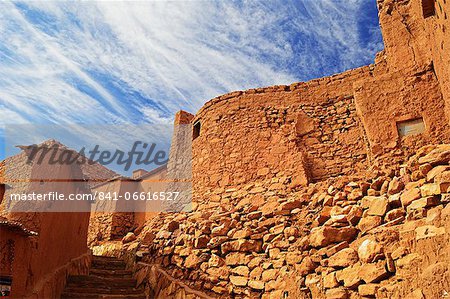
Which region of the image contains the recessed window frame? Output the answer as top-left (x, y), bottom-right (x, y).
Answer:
top-left (0, 184), bottom-right (5, 205)
top-left (422, 0), bottom-right (436, 18)
top-left (396, 117), bottom-right (426, 137)
top-left (193, 120), bottom-right (201, 140)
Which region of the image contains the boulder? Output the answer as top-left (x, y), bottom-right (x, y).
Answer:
top-left (230, 275), bottom-right (248, 287)
top-left (367, 196), bottom-right (389, 216)
top-left (407, 196), bottom-right (440, 213)
top-left (400, 188), bottom-right (421, 207)
top-left (426, 166), bottom-right (450, 182)
top-left (359, 261), bottom-right (389, 283)
top-left (358, 239), bottom-right (383, 263)
top-left (167, 220), bottom-right (179, 232)
top-left (184, 253), bottom-right (203, 269)
top-left (420, 184), bottom-right (443, 197)
top-left (309, 226), bottom-right (358, 247)
top-left (418, 148), bottom-right (450, 166)
top-left (385, 208), bottom-right (406, 221)
top-left (415, 225), bottom-right (446, 240)
top-left (297, 256), bottom-right (317, 275)
top-left (248, 280), bottom-right (265, 290)
top-left (211, 223), bottom-right (229, 236)
top-left (325, 288), bottom-right (348, 299)
top-left (122, 232), bottom-right (137, 244)
top-left (347, 206), bottom-right (363, 226)
top-left (327, 248), bottom-right (359, 268)
top-left (261, 269), bottom-right (279, 282)
top-left (388, 177), bottom-right (404, 195)
top-left (358, 284), bottom-right (380, 297)
top-left (357, 216), bottom-right (382, 233)
top-left (225, 252), bottom-right (251, 266)
top-left (206, 266), bottom-right (230, 280)
top-left (335, 263), bottom-right (362, 288)
top-left (221, 239), bottom-right (262, 254)
top-left (323, 272), bottom-right (339, 289)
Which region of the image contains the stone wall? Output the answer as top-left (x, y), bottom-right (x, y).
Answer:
top-left (133, 263), bottom-right (216, 299)
top-left (191, 67), bottom-right (449, 202)
top-left (192, 67), bottom-right (374, 201)
top-left (123, 144), bottom-right (450, 299)
top-left (377, 0), bottom-right (450, 132)
top-left (88, 179), bottom-right (137, 244)
top-left (428, 0), bottom-right (450, 117)
top-left (354, 65), bottom-right (449, 157)
top-left (188, 0), bottom-right (450, 203)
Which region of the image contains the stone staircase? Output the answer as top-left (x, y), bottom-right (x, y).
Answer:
top-left (61, 255), bottom-right (146, 299)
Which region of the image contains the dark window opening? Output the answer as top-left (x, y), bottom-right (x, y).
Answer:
top-left (397, 117), bottom-right (426, 137)
top-left (422, 0), bottom-right (436, 18)
top-left (0, 184), bottom-right (5, 205)
top-left (193, 121), bottom-right (201, 140)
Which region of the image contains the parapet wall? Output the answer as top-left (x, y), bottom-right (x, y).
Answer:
top-left (192, 66), bottom-right (373, 198)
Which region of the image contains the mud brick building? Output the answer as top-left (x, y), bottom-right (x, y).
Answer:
top-left (1, 0), bottom-right (450, 298)
top-left (184, 0), bottom-right (450, 210)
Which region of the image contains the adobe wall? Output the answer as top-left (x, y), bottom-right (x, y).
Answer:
top-left (0, 229), bottom-right (32, 298)
top-left (354, 64), bottom-right (449, 157)
top-left (377, 0), bottom-right (450, 122)
top-left (189, 0), bottom-right (450, 202)
top-left (134, 166), bottom-right (168, 227)
top-left (428, 0), bottom-right (450, 116)
top-left (192, 67), bottom-right (373, 199)
top-left (88, 179), bottom-right (137, 244)
top-left (1, 152), bottom-right (92, 298)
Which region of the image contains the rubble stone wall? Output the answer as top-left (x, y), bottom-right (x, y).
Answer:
top-left (189, 0), bottom-right (450, 202)
top-left (192, 67), bottom-right (373, 199)
top-left (129, 144), bottom-right (450, 299)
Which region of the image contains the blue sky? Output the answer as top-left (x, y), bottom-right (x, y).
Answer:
top-left (0, 0), bottom-right (384, 162)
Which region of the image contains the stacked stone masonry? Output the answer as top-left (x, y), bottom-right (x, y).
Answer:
top-left (2, 0), bottom-right (450, 298)
top-left (118, 143), bottom-right (450, 299)
top-left (107, 0), bottom-right (450, 299)
top-left (188, 0), bottom-right (450, 203)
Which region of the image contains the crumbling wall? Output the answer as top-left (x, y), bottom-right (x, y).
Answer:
top-left (192, 67), bottom-right (373, 200)
top-left (378, 0), bottom-right (450, 126)
top-left (354, 65), bottom-right (450, 157)
top-left (188, 0), bottom-right (450, 204)
top-left (377, 0), bottom-right (433, 72)
top-left (428, 0), bottom-right (450, 119)
top-left (88, 180), bottom-right (137, 244)
top-left (125, 144), bottom-right (450, 299)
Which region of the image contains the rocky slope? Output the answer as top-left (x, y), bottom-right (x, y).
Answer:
top-left (108, 144), bottom-right (450, 299)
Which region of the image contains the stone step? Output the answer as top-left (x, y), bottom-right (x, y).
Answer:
top-left (66, 275), bottom-right (137, 288)
top-left (91, 259), bottom-right (127, 270)
top-left (63, 286), bottom-right (145, 295)
top-left (92, 255), bottom-right (122, 262)
top-left (61, 255), bottom-right (144, 299)
top-left (89, 268), bottom-right (133, 279)
top-left (61, 292), bottom-right (146, 299)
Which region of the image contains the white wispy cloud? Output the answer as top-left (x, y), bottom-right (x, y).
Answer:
top-left (0, 0), bottom-right (383, 163)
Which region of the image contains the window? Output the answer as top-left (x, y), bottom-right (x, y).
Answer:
top-left (0, 184), bottom-right (5, 205)
top-left (422, 0), bottom-right (436, 18)
top-left (193, 121), bottom-right (201, 140)
top-left (397, 117), bottom-right (425, 137)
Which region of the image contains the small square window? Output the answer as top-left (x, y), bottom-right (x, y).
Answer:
top-left (0, 184), bottom-right (5, 205)
top-left (193, 121), bottom-right (201, 140)
top-left (422, 0), bottom-right (436, 18)
top-left (397, 117), bottom-right (425, 137)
